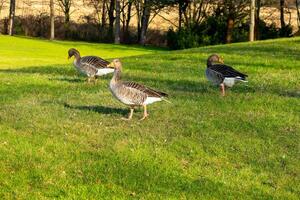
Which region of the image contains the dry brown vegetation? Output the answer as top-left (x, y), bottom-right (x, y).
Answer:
top-left (0, 0), bottom-right (299, 33)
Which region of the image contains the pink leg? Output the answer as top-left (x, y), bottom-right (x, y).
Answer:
top-left (220, 83), bottom-right (225, 96)
top-left (139, 105), bottom-right (149, 121)
top-left (122, 108), bottom-right (134, 120)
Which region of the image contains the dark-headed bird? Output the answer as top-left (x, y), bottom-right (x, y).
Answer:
top-left (107, 59), bottom-right (169, 120)
top-left (206, 54), bottom-right (248, 96)
top-left (68, 48), bottom-right (114, 82)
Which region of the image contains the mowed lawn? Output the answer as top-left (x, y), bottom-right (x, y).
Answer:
top-left (0, 35), bottom-right (299, 199)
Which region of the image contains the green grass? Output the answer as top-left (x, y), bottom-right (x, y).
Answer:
top-left (0, 35), bottom-right (299, 199)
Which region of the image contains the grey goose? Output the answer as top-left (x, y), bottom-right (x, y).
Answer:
top-left (68, 48), bottom-right (114, 82)
top-left (206, 54), bottom-right (248, 96)
top-left (108, 59), bottom-right (169, 120)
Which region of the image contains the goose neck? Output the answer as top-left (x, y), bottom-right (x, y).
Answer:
top-left (112, 68), bottom-right (121, 83)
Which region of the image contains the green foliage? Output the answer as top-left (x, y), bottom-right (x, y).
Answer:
top-left (167, 28), bottom-right (201, 50)
top-left (167, 16), bottom-right (294, 50)
top-left (0, 36), bottom-right (299, 199)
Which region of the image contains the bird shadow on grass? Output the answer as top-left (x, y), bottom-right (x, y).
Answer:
top-left (278, 90), bottom-right (300, 98)
top-left (63, 103), bottom-right (128, 116)
top-left (49, 77), bottom-right (83, 83)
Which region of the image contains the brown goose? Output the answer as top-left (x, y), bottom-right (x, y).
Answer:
top-left (206, 54), bottom-right (248, 96)
top-left (68, 48), bottom-right (114, 82)
top-left (108, 59), bottom-right (169, 120)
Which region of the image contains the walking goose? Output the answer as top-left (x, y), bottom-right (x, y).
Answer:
top-left (108, 59), bottom-right (169, 120)
top-left (68, 48), bottom-right (114, 82)
top-left (206, 54), bottom-right (248, 96)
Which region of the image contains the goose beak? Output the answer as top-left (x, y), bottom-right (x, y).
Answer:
top-left (219, 57), bottom-right (224, 64)
top-left (107, 62), bottom-right (115, 68)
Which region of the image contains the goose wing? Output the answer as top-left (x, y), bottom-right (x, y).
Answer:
top-left (206, 67), bottom-right (225, 85)
top-left (123, 81), bottom-right (168, 98)
top-left (209, 64), bottom-right (248, 79)
top-left (80, 56), bottom-right (110, 69)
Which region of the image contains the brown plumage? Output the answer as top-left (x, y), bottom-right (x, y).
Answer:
top-left (68, 48), bottom-right (114, 82)
top-left (108, 59), bottom-right (169, 120)
top-left (206, 54), bottom-right (248, 96)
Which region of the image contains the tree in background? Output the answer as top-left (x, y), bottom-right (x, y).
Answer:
top-left (280, 0), bottom-right (285, 29)
top-left (50, 0), bottom-right (55, 40)
top-left (8, 0), bottom-right (15, 36)
top-left (0, 0), bottom-right (7, 17)
top-left (180, 0), bottom-right (211, 28)
top-left (249, 0), bottom-right (255, 41)
top-left (122, 0), bottom-right (134, 43)
top-left (136, 0), bottom-right (175, 45)
top-left (296, 0), bottom-right (300, 30)
top-left (115, 0), bottom-right (121, 43)
top-left (218, 0), bottom-right (250, 43)
top-left (57, 0), bottom-right (72, 36)
top-left (255, 0), bottom-right (261, 39)
top-left (107, 0), bottom-right (115, 41)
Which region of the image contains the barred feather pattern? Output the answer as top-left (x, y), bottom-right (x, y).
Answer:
top-left (80, 56), bottom-right (110, 69)
top-left (110, 81), bottom-right (168, 106)
top-left (74, 56), bottom-right (110, 77)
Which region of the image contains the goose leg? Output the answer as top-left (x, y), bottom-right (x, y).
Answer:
top-left (140, 105), bottom-right (149, 121)
top-left (87, 77), bottom-right (91, 83)
top-left (122, 108), bottom-right (134, 120)
top-left (220, 83), bottom-right (225, 96)
top-left (92, 77), bottom-right (97, 84)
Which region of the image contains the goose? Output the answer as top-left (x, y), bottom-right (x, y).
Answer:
top-left (107, 59), bottom-right (169, 120)
top-left (68, 48), bottom-right (114, 82)
top-left (206, 54), bottom-right (248, 96)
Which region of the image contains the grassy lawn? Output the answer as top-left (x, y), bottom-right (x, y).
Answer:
top-left (0, 35), bottom-right (299, 199)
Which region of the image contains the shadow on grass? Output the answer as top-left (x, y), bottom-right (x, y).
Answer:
top-left (63, 103), bottom-right (128, 116)
top-left (278, 90), bottom-right (300, 98)
top-left (49, 77), bottom-right (84, 83)
top-left (0, 65), bottom-right (74, 76)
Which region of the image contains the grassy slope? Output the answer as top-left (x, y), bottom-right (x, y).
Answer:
top-left (0, 36), bottom-right (299, 199)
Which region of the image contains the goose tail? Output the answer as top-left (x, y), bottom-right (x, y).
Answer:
top-left (162, 97), bottom-right (172, 104)
top-left (235, 76), bottom-right (248, 83)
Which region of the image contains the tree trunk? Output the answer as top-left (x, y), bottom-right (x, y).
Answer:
top-left (255, 0), bottom-right (261, 40)
top-left (101, 0), bottom-right (107, 28)
top-left (280, 0), bottom-right (285, 28)
top-left (178, 1), bottom-right (182, 30)
top-left (124, 1), bottom-right (133, 43)
top-left (50, 0), bottom-right (55, 40)
top-left (115, 0), bottom-right (120, 44)
top-left (226, 17), bottom-right (234, 43)
top-left (136, 1), bottom-right (141, 42)
top-left (108, 0), bottom-right (115, 41)
top-left (249, 0), bottom-right (255, 41)
top-left (9, 0), bottom-right (16, 36)
top-left (65, 10), bottom-right (70, 24)
top-left (139, 0), bottom-right (151, 45)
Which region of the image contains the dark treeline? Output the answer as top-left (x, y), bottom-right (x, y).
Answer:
top-left (0, 0), bottom-right (299, 49)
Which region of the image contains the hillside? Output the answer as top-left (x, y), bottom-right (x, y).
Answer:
top-left (0, 36), bottom-right (299, 199)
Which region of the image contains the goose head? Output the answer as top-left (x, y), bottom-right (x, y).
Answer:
top-left (207, 54), bottom-right (224, 65)
top-left (68, 48), bottom-right (80, 59)
top-left (107, 59), bottom-right (122, 70)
